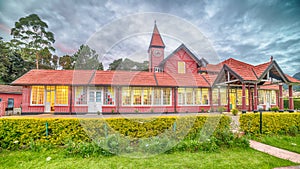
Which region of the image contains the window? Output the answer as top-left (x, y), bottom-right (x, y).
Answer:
top-left (31, 86), bottom-right (45, 105)
top-left (122, 87), bottom-right (131, 105)
top-left (153, 88), bottom-right (162, 105)
top-left (133, 88), bottom-right (142, 105)
top-left (154, 67), bottom-right (161, 72)
top-left (143, 87), bottom-right (152, 105)
top-left (202, 88), bottom-right (209, 105)
top-left (258, 90), bottom-right (265, 104)
top-left (178, 62), bottom-right (185, 74)
top-left (163, 88), bottom-right (171, 105)
top-left (55, 86), bottom-right (68, 105)
top-left (0, 98), bottom-right (2, 102)
top-left (194, 88), bottom-right (201, 105)
top-left (104, 87), bottom-right (115, 105)
top-left (220, 88), bottom-right (227, 105)
top-left (121, 87), bottom-right (171, 106)
top-left (7, 98), bottom-right (14, 108)
top-left (186, 88), bottom-right (194, 105)
top-left (178, 88), bottom-right (209, 105)
top-left (212, 88), bottom-right (218, 105)
top-left (271, 90), bottom-right (276, 104)
top-left (75, 87), bottom-right (87, 105)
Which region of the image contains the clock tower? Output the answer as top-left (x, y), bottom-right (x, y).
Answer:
top-left (148, 22), bottom-right (165, 72)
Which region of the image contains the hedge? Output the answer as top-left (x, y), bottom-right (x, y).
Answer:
top-left (0, 115), bottom-right (231, 150)
top-left (284, 99), bottom-right (300, 109)
top-left (240, 113), bottom-right (300, 135)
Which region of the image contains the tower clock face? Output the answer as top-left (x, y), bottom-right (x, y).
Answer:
top-left (153, 49), bottom-right (162, 57)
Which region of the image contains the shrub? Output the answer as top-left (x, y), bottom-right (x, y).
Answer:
top-left (240, 113), bottom-right (300, 135)
top-left (217, 107), bottom-right (226, 113)
top-left (284, 99), bottom-right (300, 109)
top-left (270, 106), bottom-right (279, 112)
top-left (231, 109), bottom-right (239, 116)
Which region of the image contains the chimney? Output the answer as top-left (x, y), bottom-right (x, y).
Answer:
top-left (270, 56), bottom-right (273, 61)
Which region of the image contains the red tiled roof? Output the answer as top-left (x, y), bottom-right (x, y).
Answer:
top-left (149, 24), bottom-right (165, 48)
top-left (285, 74), bottom-right (300, 83)
top-left (12, 69), bottom-right (94, 85)
top-left (201, 74), bottom-right (218, 86)
top-left (259, 82), bottom-right (279, 90)
top-left (254, 61), bottom-right (272, 78)
top-left (0, 85), bottom-right (22, 94)
top-left (12, 69), bottom-right (211, 87)
top-left (205, 63), bottom-right (223, 72)
top-left (221, 58), bottom-right (257, 81)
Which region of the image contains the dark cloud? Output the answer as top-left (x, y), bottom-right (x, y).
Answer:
top-left (0, 0), bottom-right (299, 75)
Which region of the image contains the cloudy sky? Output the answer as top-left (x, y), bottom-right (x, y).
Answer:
top-left (0, 0), bottom-right (299, 75)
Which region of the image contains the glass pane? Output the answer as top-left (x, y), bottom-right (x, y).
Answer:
top-left (96, 92), bottom-right (101, 102)
top-left (89, 92), bottom-right (95, 102)
top-left (143, 87), bottom-right (152, 105)
top-left (133, 87), bottom-right (142, 105)
top-left (163, 88), bottom-right (171, 105)
top-left (104, 87), bottom-right (115, 105)
top-left (186, 88), bottom-right (193, 105)
top-left (202, 88), bottom-right (209, 105)
top-left (153, 88), bottom-right (162, 105)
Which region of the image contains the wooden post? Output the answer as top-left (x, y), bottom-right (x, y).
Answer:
top-left (227, 84), bottom-right (230, 112)
top-left (242, 83), bottom-right (246, 113)
top-left (254, 83), bottom-right (258, 112)
top-left (279, 84), bottom-right (284, 112)
top-left (248, 85), bottom-right (251, 111)
top-left (288, 85), bottom-right (294, 112)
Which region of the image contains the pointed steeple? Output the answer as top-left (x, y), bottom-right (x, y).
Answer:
top-left (148, 21), bottom-right (165, 51)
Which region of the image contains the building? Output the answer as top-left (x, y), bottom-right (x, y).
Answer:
top-left (0, 85), bottom-right (22, 116)
top-left (12, 23), bottom-right (300, 114)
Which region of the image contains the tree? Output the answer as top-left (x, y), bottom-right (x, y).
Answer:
top-left (10, 14), bottom-right (55, 69)
top-left (0, 38), bottom-right (31, 83)
top-left (73, 45), bottom-right (103, 70)
top-left (108, 58), bottom-right (148, 71)
top-left (59, 55), bottom-right (74, 70)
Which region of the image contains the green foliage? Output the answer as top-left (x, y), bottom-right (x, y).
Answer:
top-left (10, 14), bottom-right (55, 69)
top-left (284, 99), bottom-right (300, 109)
top-left (217, 106), bottom-right (226, 113)
top-left (231, 108), bottom-right (239, 116)
top-left (240, 113), bottom-right (300, 135)
top-left (73, 45), bottom-right (103, 70)
top-left (270, 106), bottom-right (279, 112)
top-left (108, 58), bottom-right (148, 71)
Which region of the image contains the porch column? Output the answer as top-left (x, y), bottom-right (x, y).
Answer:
top-left (279, 84), bottom-right (284, 112)
top-left (227, 84), bottom-right (230, 112)
top-left (288, 85), bottom-right (294, 112)
top-left (209, 88), bottom-right (213, 111)
top-left (248, 85), bottom-right (251, 111)
top-left (242, 83), bottom-right (246, 113)
top-left (253, 83), bottom-right (258, 112)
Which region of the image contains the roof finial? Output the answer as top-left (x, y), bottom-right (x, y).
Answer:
top-left (270, 56), bottom-right (273, 61)
top-left (154, 20), bottom-right (156, 25)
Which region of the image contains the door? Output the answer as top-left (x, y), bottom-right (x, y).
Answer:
top-left (230, 89), bottom-right (237, 110)
top-left (88, 89), bottom-right (102, 113)
top-left (265, 91), bottom-right (271, 110)
top-left (45, 87), bottom-right (55, 113)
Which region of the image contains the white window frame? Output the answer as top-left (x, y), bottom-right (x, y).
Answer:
top-left (30, 86), bottom-right (45, 106)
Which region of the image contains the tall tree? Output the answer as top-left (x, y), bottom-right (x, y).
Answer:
top-left (0, 38), bottom-right (31, 83)
top-left (10, 14), bottom-right (55, 69)
top-left (73, 45), bottom-right (103, 70)
top-left (59, 55), bottom-right (74, 70)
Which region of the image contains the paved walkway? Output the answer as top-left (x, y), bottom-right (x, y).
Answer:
top-left (250, 140), bottom-right (300, 164)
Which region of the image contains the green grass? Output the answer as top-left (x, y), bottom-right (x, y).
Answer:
top-left (254, 134), bottom-right (300, 154)
top-left (0, 148), bottom-right (297, 169)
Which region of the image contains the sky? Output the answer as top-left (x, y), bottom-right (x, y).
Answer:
top-left (0, 0), bottom-right (300, 75)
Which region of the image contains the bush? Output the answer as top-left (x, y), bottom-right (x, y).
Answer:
top-left (270, 106), bottom-right (279, 112)
top-left (284, 99), bottom-right (300, 109)
top-left (240, 113), bottom-right (300, 135)
top-left (231, 109), bottom-right (239, 116)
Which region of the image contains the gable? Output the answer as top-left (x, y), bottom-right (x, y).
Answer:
top-left (159, 44), bottom-right (201, 74)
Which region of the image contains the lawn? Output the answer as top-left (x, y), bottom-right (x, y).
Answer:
top-left (0, 148), bottom-right (297, 169)
top-left (254, 134), bottom-right (300, 154)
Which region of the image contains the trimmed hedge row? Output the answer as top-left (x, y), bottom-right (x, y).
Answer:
top-left (284, 99), bottom-right (300, 109)
top-left (240, 113), bottom-right (300, 135)
top-left (0, 115), bottom-right (231, 150)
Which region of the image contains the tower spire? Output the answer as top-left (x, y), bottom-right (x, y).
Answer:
top-left (148, 21), bottom-right (165, 51)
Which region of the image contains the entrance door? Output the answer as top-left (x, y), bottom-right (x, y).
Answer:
top-left (45, 87), bottom-right (55, 113)
top-left (230, 89), bottom-right (237, 110)
top-left (88, 89), bottom-right (102, 113)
